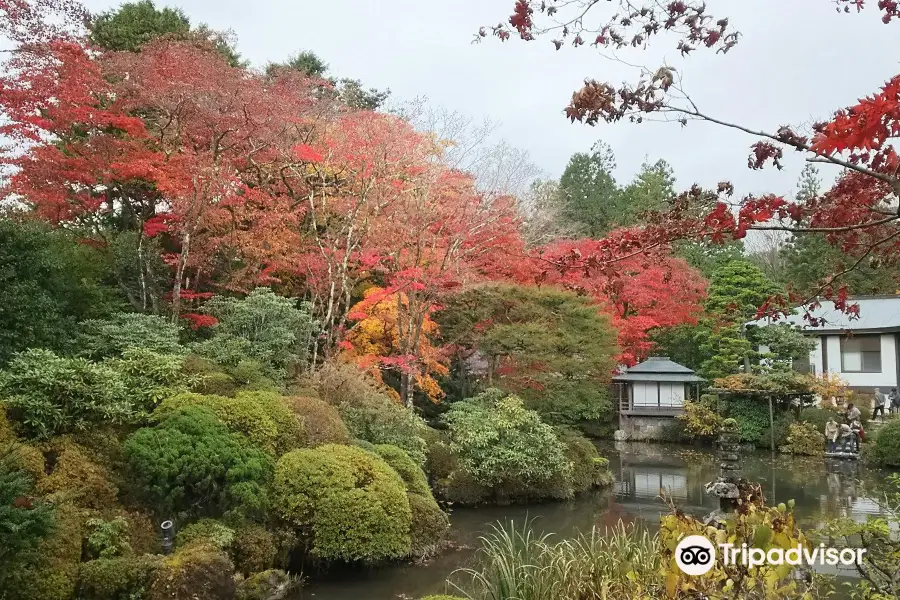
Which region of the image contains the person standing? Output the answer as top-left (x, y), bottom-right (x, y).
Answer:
top-left (890, 387), bottom-right (900, 416)
top-left (825, 418), bottom-right (839, 453)
top-left (873, 388), bottom-right (887, 421)
top-left (846, 402), bottom-right (861, 423)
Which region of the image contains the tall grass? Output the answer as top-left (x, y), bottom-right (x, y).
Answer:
top-left (450, 520), bottom-right (664, 600)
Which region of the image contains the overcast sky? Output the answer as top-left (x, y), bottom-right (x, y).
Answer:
top-left (79, 0), bottom-right (900, 198)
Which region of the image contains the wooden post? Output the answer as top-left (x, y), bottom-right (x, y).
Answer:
top-left (769, 395), bottom-right (775, 453)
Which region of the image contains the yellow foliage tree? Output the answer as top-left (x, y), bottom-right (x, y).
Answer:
top-left (342, 287), bottom-right (449, 404)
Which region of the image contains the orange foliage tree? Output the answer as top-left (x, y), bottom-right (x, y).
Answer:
top-left (343, 287), bottom-right (449, 404)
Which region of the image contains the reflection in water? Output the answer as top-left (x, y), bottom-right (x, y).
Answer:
top-left (302, 442), bottom-right (891, 600)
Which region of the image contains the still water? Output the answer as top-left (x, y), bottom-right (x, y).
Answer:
top-left (302, 442), bottom-right (890, 600)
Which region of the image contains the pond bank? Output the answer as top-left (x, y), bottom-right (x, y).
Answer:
top-left (301, 441), bottom-right (890, 600)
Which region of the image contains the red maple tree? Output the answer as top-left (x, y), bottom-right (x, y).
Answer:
top-left (485, 0), bottom-right (900, 323)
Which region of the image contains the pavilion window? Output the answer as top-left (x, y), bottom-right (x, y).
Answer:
top-left (840, 335), bottom-right (881, 373)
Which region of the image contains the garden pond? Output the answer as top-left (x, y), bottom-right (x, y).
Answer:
top-left (301, 441), bottom-right (892, 600)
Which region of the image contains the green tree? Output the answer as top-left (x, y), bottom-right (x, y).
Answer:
top-left (617, 158), bottom-right (675, 225)
top-left (436, 284), bottom-right (618, 428)
top-left (90, 0), bottom-right (190, 51)
top-left (780, 164), bottom-right (900, 295)
top-left (0, 219), bottom-right (123, 364)
top-left (90, 0), bottom-right (243, 66)
top-left (705, 260), bottom-right (781, 323)
top-left (557, 141), bottom-right (621, 237)
top-left (267, 49), bottom-right (390, 110)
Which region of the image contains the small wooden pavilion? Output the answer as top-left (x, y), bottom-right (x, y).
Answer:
top-left (613, 357), bottom-right (705, 441)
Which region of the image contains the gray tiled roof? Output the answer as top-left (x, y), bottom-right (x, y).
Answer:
top-left (613, 356), bottom-right (705, 382)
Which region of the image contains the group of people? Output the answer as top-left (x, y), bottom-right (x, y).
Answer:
top-left (872, 387), bottom-right (900, 420)
top-left (824, 401), bottom-right (867, 454)
top-left (822, 389), bottom-right (897, 454)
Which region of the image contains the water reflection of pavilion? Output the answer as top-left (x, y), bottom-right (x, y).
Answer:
top-left (613, 449), bottom-right (716, 519)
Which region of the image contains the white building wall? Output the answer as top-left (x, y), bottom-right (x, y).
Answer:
top-left (819, 333), bottom-right (897, 388)
top-left (811, 337), bottom-right (824, 375)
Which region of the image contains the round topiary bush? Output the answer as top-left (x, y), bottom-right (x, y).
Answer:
top-left (373, 444), bottom-right (448, 555)
top-left (124, 406), bottom-right (273, 519)
top-left (290, 396), bottom-right (350, 447)
top-left (408, 493), bottom-right (449, 556)
top-left (6, 504), bottom-right (86, 600)
top-left (373, 444), bottom-right (431, 497)
top-left (314, 362), bottom-right (428, 464)
top-left (555, 427), bottom-right (607, 494)
top-left (271, 444), bottom-right (412, 562)
top-left (155, 391), bottom-right (303, 456)
top-left (869, 418), bottom-right (900, 467)
top-left (149, 544), bottom-right (236, 600)
top-left (175, 519), bottom-right (235, 551)
top-left (232, 524), bottom-right (278, 576)
top-left (443, 390), bottom-right (570, 493)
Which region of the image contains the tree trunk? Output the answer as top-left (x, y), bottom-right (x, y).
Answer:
top-left (171, 231), bottom-right (191, 322)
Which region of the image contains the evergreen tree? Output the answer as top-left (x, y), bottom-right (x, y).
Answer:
top-left (557, 141), bottom-right (621, 237)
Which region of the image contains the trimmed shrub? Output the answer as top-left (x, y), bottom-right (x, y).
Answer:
top-left (271, 444), bottom-right (412, 561)
top-left (869, 418), bottom-right (900, 467)
top-left (78, 555), bottom-right (162, 600)
top-left (290, 395), bottom-right (350, 447)
top-left (38, 441), bottom-right (118, 509)
top-left (149, 544), bottom-right (236, 600)
top-left (124, 406), bottom-right (273, 518)
top-left (175, 519), bottom-right (235, 551)
top-left (236, 569), bottom-right (297, 600)
top-left (425, 435), bottom-right (456, 481)
top-left (408, 493), bottom-right (449, 556)
top-left (8, 442), bottom-right (46, 483)
top-left (232, 524), bottom-right (278, 576)
top-left (0, 406), bottom-right (16, 444)
top-left (555, 428), bottom-right (607, 494)
top-left (182, 355), bottom-right (239, 396)
top-left (780, 422), bottom-right (825, 456)
top-left (0, 444), bottom-right (56, 592)
top-left (374, 444), bottom-right (431, 497)
top-left (315, 362), bottom-right (428, 464)
top-left (799, 407), bottom-right (841, 435)
top-left (155, 392), bottom-right (303, 455)
top-left (0, 349), bottom-right (134, 439)
top-left (592, 457), bottom-right (614, 487)
top-left (444, 389), bottom-right (570, 490)
top-left (122, 510), bottom-right (161, 555)
top-left (374, 444), bottom-right (448, 555)
top-left (435, 467), bottom-right (490, 506)
top-left (77, 312), bottom-right (184, 359)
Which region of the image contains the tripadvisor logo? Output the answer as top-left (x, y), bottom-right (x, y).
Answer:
top-left (674, 534), bottom-right (866, 576)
